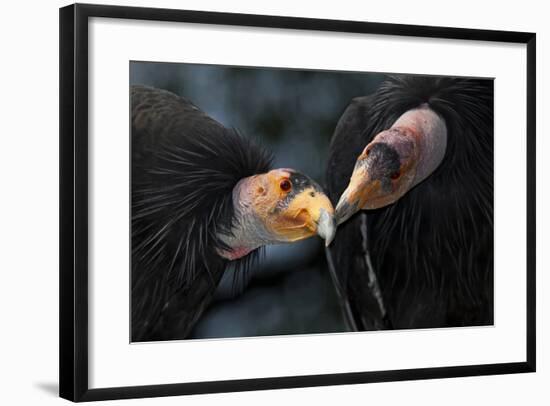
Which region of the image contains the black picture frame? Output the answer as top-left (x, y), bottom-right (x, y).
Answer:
top-left (59, 3), bottom-right (536, 402)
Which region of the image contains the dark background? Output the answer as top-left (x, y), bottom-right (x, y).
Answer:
top-left (130, 62), bottom-right (385, 339)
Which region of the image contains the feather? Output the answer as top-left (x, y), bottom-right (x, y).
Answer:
top-left (327, 75), bottom-right (494, 329)
top-left (131, 85), bottom-right (273, 341)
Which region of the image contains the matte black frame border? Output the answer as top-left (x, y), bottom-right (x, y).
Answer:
top-left (59, 3), bottom-right (536, 402)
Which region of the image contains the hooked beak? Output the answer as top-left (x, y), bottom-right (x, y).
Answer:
top-left (334, 145), bottom-right (417, 225)
top-left (274, 188), bottom-right (336, 245)
top-left (334, 166), bottom-right (380, 225)
top-left (316, 208), bottom-right (336, 246)
top-left (334, 193), bottom-right (359, 226)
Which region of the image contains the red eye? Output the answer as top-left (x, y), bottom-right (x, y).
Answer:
top-left (280, 179), bottom-right (292, 192)
top-left (390, 170), bottom-right (401, 180)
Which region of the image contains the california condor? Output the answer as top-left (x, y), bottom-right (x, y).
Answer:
top-left (326, 75), bottom-right (493, 330)
top-left (131, 85), bottom-right (335, 341)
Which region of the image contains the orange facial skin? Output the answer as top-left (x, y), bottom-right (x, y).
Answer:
top-left (217, 168), bottom-right (336, 260)
top-left (334, 127), bottom-right (419, 225)
top-left (247, 169), bottom-right (335, 242)
top-left (334, 105), bottom-right (448, 227)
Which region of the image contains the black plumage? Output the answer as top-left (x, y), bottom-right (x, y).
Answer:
top-left (326, 75), bottom-right (494, 330)
top-left (131, 85), bottom-right (272, 341)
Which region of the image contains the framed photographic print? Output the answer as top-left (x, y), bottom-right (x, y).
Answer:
top-left (59, 3), bottom-right (536, 402)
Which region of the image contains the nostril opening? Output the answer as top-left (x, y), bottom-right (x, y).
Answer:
top-left (390, 170), bottom-right (401, 180)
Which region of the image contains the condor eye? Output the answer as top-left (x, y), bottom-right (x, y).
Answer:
top-left (280, 179), bottom-right (292, 192)
top-left (390, 170), bottom-right (401, 180)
